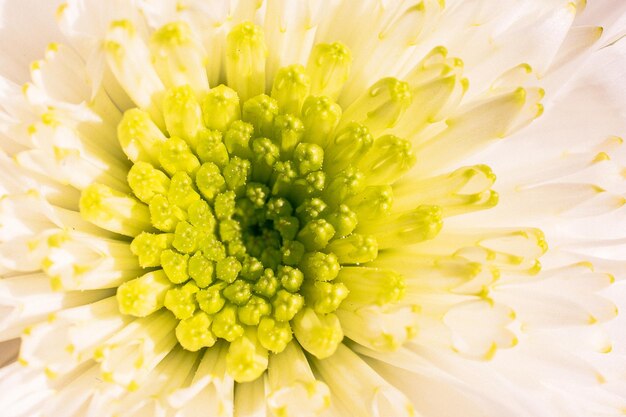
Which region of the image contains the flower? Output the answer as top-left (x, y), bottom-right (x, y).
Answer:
top-left (1, 0), bottom-right (626, 416)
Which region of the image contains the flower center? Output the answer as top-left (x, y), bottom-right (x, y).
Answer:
top-left (78, 20), bottom-right (452, 383)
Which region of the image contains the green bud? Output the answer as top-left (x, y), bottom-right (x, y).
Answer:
top-left (235, 198), bottom-right (257, 227)
top-left (223, 280), bottom-right (253, 306)
top-left (281, 240), bottom-right (305, 265)
top-left (214, 191), bottom-right (236, 220)
top-left (293, 142), bottom-right (324, 176)
top-left (187, 199), bottom-right (216, 231)
top-left (306, 42), bottom-right (352, 100)
top-left (219, 219), bottom-right (242, 243)
top-left (195, 162), bottom-right (226, 202)
top-left (117, 270), bottom-right (172, 317)
top-left (188, 251), bottom-right (215, 288)
top-left (216, 256), bottom-right (242, 283)
top-left (271, 289), bottom-right (304, 322)
top-left (270, 161), bottom-right (298, 198)
top-left (130, 232), bottom-right (174, 268)
top-left (224, 120), bottom-right (254, 159)
top-left (227, 238), bottom-right (247, 259)
top-left (301, 95), bottom-right (342, 148)
top-left (253, 269), bottom-right (280, 298)
top-left (149, 194), bottom-right (187, 232)
top-left (299, 251), bottom-right (340, 282)
top-left (257, 317), bottom-right (293, 353)
top-left (297, 219), bottom-right (335, 251)
top-left (127, 162), bottom-right (170, 204)
top-left (304, 171), bottom-right (326, 195)
top-left (266, 197), bottom-right (293, 221)
top-left (242, 94), bottom-right (278, 137)
top-left (273, 114), bottom-right (304, 157)
top-left (199, 235), bottom-right (226, 261)
top-left (246, 182), bottom-right (270, 208)
top-left (162, 85), bottom-right (203, 147)
top-left (196, 129), bottom-right (229, 169)
top-left (158, 137), bottom-right (200, 176)
top-left (240, 256), bottom-right (264, 281)
top-left (238, 295), bottom-right (272, 326)
top-left (226, 327), bottom-right (268, 382)
top-left (292, 308), bottom-right (343, 359)
top-left (176, 311), bottom-right (216, 351)
top-left (261, 247), bottom-right (282, 270)
top-left (250, 138), bottom-right (280, 183)
top-left (202, 84), bottom-right (241, 132)
top-left (161, 249), bottom-right (190, 284)
top-left (274, 216), bottom-right (300, 241)
top-left (196, 282), bottom-right (227, 314)
top-left (322, 167), bottom-right (363, 208)
top-left (289, 172), bottom-right (326, 205)
top-left (301, 281), bottom-right (349, 314)
top-left (324, 122), bottom-right (373, 175)
top-left (357, 135), bottom-right (416, 186)
top-left (164, 281), bottom-right (199, 320)
top-left (295, 198), bottom-right (328, 225)
top-left (277, 266), bottom-right (304, 292)
top-left (271, 64), bottom-right (310, 116)
top-left (117, 108), bottom-right (167, 164)
top-left (212, 304), bottom-right (245, 342)
top-left (326, 204), bottom-right (358, 238)
top-left (172, 221), bottom-right (200, 253)
top-left (326, 234), bottom-right (378, 264)
top-left (223, 157), bottom-right (251, 194)
top-left (168, 171), bottom-right (200, 209)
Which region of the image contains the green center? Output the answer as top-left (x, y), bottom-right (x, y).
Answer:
top-left (116, 82), bottom-right (363, 354)
top-left (77, 21), bottom-right (450, 383)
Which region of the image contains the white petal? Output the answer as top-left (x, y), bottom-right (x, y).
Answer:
top-left (0, 0), bottom-right (65, 83)
top-left (234, 376), bottom-right (267, 417)
top-left (0, 273), bottom-right (113, 341)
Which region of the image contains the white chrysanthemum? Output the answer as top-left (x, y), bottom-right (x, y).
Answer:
top-left (1, 0), bottom-right (625, 416)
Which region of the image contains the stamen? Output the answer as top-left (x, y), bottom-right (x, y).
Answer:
top-left (226, 22), bottom-right (267, 102)
top-left (162, 85), bottom-right (204, 147)
top-left (202, 85), bottom-right (241, 132)
top-left (117, 270), bottom-right (172, 317)
top-left (306, 42), bottom-right (352, 100)
top-left (301, 96), bottom-right (342, 148)
top-left (271, 65), bottom-right (311, 116)
top-left (127, 162), bottom-right (170, 204)
top-left (79, 183), bottom-right (152, 237)
top-left (292, 308), bottom-right (343, 359)
top-left (243, 94), bottom-right (279, 138)
top-left (341, 77), bottom-right (412, 135)
top-left (226, 327), bottom-right (268, 382)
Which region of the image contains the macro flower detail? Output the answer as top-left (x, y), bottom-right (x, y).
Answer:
top-left (80, 18), bottom-right (433, 388)
top-left (1, 1), bottom-right (625, 417)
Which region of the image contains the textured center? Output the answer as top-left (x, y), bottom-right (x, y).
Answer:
top-left (77, 20), bottom-right (445, 383)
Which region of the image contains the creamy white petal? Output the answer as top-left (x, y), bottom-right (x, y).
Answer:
top-left (0, 273), bottom-right (113, 341)
top-left (313, 344), bottom-right (417, 417)
top-left (0, 2), bottom-right (625, 417)
top-left (0, 0), bottom-right (65, 83)
top-left (234, 376), bottom-right (267, 417)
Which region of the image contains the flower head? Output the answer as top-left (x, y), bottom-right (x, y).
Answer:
top-left (0, 1), bottom-right (625, 416)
